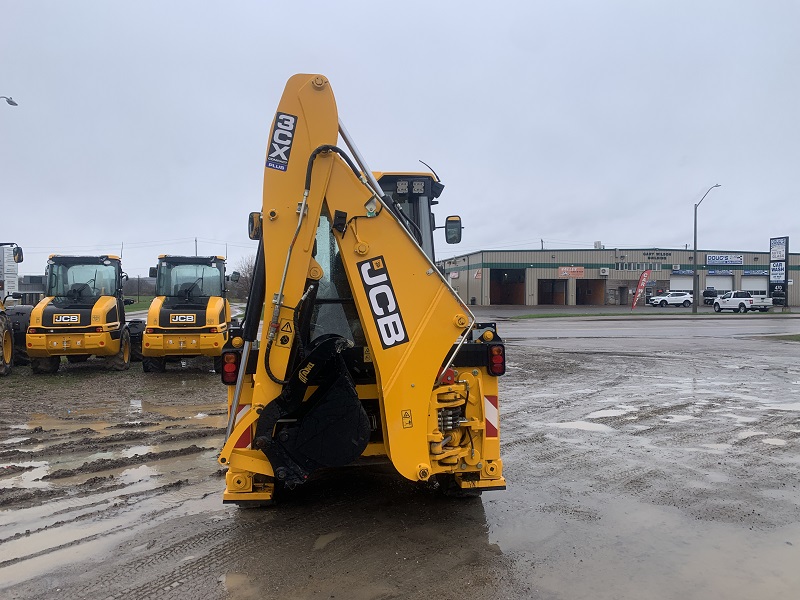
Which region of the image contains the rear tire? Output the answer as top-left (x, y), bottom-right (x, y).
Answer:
top-left (31, 356), bottom-right (61, 374)
top-left (0, 314), bottom-right (12, 376)
top-left (142, 356), bottom-right (166, 373)
top-left (130, 337), bottom-right (143, 362)
top-left (683, 300), bottom-right (691, 307)
top-left (738, 303), bottom-right (748, 313)
top-left (660, 300), bottom-right (667, 307)
top-left (107, 329), bottom-right (131, 371)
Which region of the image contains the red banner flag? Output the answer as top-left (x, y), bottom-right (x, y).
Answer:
top-left (631, 270), bottom-right (651, 310)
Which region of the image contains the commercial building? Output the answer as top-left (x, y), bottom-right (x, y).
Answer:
top-left (439, 248), bottom-right (798, 307)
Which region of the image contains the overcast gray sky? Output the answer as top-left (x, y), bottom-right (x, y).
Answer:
top-left (2, 1), bottom-right (798, 278)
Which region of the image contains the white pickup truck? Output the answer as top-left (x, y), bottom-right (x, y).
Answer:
top-left (713, 291), bottom-right (773, 313)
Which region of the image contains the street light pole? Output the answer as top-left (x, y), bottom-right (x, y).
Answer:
top-left (692, 184), bottom-right (721, 314)
top-left (1, 96), bottom-right (18, 106)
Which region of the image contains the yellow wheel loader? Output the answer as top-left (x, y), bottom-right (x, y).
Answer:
top-left (0, 243), bottom-right (24, 376)
top-left (141, 255), bottom-right (239, 372)
top-left (217, 74), bottom-right (506, 504)
top-left (26, 255), bottom-right (141, 373)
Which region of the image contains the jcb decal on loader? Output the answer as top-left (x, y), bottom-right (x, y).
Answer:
top-left (53, 314), bottom-right (80, 324)
top-left (266, 112), bottom-right (297, 172)
top-left (170, 314), bottom-right (196, 324)
top-left (357, 256), bottom-right (408, 349)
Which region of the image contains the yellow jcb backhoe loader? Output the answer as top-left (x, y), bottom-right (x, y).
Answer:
top-left (217, 74), bottom-right (506, 504)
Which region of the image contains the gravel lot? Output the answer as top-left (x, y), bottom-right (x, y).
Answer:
top-left (1, 312), bottom-right (799, 599)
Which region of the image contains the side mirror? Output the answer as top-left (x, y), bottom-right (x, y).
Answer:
top-left (444, 215), bottom-right (462, 244)
top-left (248, 212), bottom-right (263, 240)
top-left (149, 266), bottom-right (157, 278)
top-left (121, 273), bottom-right (129, 282)
top-left (230, 271), bottom-right (241, 283)
top-left (124, 298), bottom-right (135, 306)
top-left (12, 246), bottom-right (23, 263)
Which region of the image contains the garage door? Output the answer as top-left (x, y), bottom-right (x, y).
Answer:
top-left (669, 275), bottom-right (693, 293)
top-left (706, 275), bottom-right (733, 294)
top-left (741, 276), bottom-right (768, 295)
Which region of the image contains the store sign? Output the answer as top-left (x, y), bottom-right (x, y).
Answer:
top-left (771, 237), bottom-right (787, 261)
top-left (558, 266), bottom-right (585, 278)
top-left (449, 271), bottom-right (459, 279)
top-left (706, 254), bottom-right (743, 265)
top-left (707, 270), bottom-right (734, 276)
top-left (743, 270), bottom-right (769, 276)
top-left (672, 269), bottom-right (695, 275)
top-left (770, 261), bottom-right (786, 283)
top-left (769, 236), bottom-right (789, 302)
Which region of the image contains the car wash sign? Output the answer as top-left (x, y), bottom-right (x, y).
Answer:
top-left (769, 236), bottom-right (789, 304)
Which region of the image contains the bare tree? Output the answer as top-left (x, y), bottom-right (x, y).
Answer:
top-left (229, 254), bottom-right (256, 300)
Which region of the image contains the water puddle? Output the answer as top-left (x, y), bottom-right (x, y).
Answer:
top-left (547, 421), bottom-right (616, 433)
top-left (586, 407), bottom-right (636, 418)
top-left (762, 438), bottom-right (788, 446)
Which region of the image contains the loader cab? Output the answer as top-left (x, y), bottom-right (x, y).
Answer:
top-left (150, 255), bottom-right (226, 307)
top-left (375, 173), bottom-right (460, 262)
top-left (45, 255), bottom-right (123, 307)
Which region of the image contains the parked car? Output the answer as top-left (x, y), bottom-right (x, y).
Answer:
top-left (649, 291), bottom-right (693, 307)
top-left (713, 291), bottom-right (772, 313)
top-left (702, 289), bottom-right (720, 305)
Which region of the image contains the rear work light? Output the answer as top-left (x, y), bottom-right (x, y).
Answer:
top-left (220, 351), bottom-right (240, 385)
top-left (487, 344), bottom-right (506, 376)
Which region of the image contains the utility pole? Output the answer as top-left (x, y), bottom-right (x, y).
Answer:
top-left (692, 184), bottom-right (721, 314)
top-left (195, 237), bottom-right (198, 256)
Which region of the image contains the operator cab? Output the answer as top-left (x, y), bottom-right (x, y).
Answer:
top-left (150, 256), bottom-right (227, 308)
top-left (46, 255), bottom-right (124, 308)
top-left (374, 173), bottom-right (461, 262)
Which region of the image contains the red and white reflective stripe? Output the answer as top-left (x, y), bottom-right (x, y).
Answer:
top-left (234, 405), bottom-right (252, 449)
top-left (484, 395), bottom-right (499, 437)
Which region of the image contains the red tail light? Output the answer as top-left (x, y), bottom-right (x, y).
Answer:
top-left (28, 327), bottom-right (36, 334)
top-left (220, 351), bottom-right (240, 385)
top-left (488, 344), bottom-right (506, 376)
top-left (146, 328), bottom-right (154, 334)
top-left (95, 327), bottom-right (103, 333)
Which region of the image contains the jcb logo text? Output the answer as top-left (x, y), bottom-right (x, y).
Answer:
top-left (358, 256), bottom-right (408, 349)
top-left (170, 314), bottom-right (196, 324)
top-left (54, 314), bottom-right (79, 323)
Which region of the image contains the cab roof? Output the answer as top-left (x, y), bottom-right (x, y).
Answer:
top-left (48, 254), bottom-right (122, 264)
top-left (156, 255), bottom-right (225, 265)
